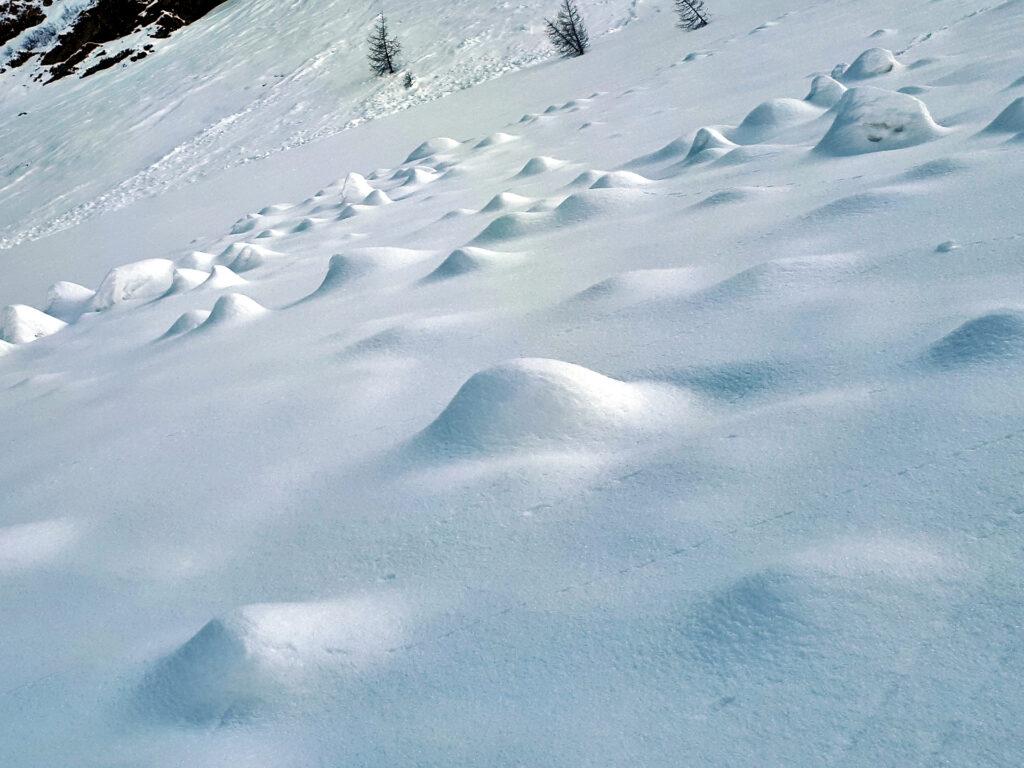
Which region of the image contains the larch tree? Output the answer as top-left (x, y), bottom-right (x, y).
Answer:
top-left (545, 0), bottom-right (589, 58)
top-left (676, 0), bottom-right (710, 30)
top-left (368, 12), bottom-right (401, 76)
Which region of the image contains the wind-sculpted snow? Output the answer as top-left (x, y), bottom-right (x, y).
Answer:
top-left (815, 87), bottom-right (947, 156)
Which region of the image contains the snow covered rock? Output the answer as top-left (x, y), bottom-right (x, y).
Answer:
top-left (43, 281), bottom-right (95, 322)
top-left (217, 243), bottom-right (283, 273)
top-left (842, 48), bottom-right (902, 81)
top-left (815, 87), bottom-right (946, 156)
top-left (88, 259), bottom-right (177, 311)
top-left (804, 75), bottom-right (847, 108)
top-left (1, 304), bottom-right (66, 344)
top-left (164, 268), bottom-right (210, 296)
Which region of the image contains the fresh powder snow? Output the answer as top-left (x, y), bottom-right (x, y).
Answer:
top-left (1, 0), bottom-right (1024, 765)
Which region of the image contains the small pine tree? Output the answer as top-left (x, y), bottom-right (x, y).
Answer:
top-left (675, 0), bottom-right (710, 30)
top-left (368, 13), bottom-right (401, 76)
top-left (403, 72), bottom-right (414, 89)
top-left (545, 0), bottom-right (589, 58)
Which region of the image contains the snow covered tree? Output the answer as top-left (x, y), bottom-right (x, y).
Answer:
top-left (545, 0), bottom-right (589, 58)
top-left (367, 13), bottom-right (401, 76)
top-left (675, 0), bottom-right (710, 30)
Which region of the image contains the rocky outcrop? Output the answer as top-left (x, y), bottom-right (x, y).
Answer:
top-left (2, 0), bottom-right (226, 82)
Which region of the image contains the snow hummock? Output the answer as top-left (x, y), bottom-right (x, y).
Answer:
top-left (165, 268), bottom-right (210, 296)
top-left (416, 358), bottom-right (671, 453)
top-left (201, 265), bottom-right (247, 290)
top-left (422, 247), bottom-right (517, 282)
top-left (161, 309), bottom-right (212, 338)
top-left (926, 310), bottom-right (1024, 367)
top-left (804, 74), bottom-right (847, 108)
top-left (136, 596), bottom-right (404, 724)
top-left (984, 97), bottom-right (1024, 133)
top-left (815, 87), bottom-right (947, 156)
top-left (1, 304), bottom-right (68, 344)
top-left (405, 137), bottom-right (461, 162)
top-left (200, 293), bottom-right (269, 329)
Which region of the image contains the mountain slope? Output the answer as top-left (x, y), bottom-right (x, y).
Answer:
top-left (2, 0), bottom-right (1024, 766)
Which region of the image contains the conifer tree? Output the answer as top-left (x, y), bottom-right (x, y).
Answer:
top-left (545, 0), bottom-right (589, 58)
top-left (675, 0), bottom-right (710, 30)
top-left (368, 13), bottom-right (401, 76)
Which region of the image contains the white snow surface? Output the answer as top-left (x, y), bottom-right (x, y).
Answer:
top-left (2, 0), bottom-right (1024, 765)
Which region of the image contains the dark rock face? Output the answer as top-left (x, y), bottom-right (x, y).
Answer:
top-left (0, 1), bottom-right (49, 48)
top-left (2, 0), bottom-right (226, 82)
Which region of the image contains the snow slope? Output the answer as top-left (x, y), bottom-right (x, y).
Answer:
top-left (2, 0), bottom-right (1024, 765)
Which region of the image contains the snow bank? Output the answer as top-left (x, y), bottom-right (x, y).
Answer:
top-left (1, 304), bottom-right (68, 344)
top-left (815, 87), bottom-right (946, 156)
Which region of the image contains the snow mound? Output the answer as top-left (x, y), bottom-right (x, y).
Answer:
top-left (564, 170), bottom-right (605, 189)
top-left (161, 310), bottom-right (211, 339)
top-left (983, 97), bottom-right (1024, 133)
top-left (417, 358), bottom-right (659, 452)
top-left (218, 243), bottom-right (283, 273)
top-left (554, 189), bottom-right (644, 225)
top-left (290, 217), bottom-right (327, 233)
top-left (804, 75), bottom-right (847, 107)
top-left (230, 213), bottom-right (263, 235)
top-left (422, 247), bottom-right (516, 282)
top-left (405, 137), bottom-right (461, 162)
top-left (628, 138), bottom-right (691, 167)
top-left (843, 48), bottom-right (902, 81)
top-left (480, 192), bottom-right (534, 213)
top-left (304, 254), bottom-right (365, 299)
top-left (700, 254), bottom-right (857, 303)
top-left (0, 519), bottom-right (77, 572)
top-left (926, 311), bottom-right (1024, 368)
top-left (177, 251), bottom-right (217, 271)
top-left (136, 597), bottom-right (404, 724)
top-left (200, 294), bottom-right (269, 329)
top-left (88, 259), bottom-right (177, 311)
top-left (1, 304), bottom-right (67, 344)
top-left (684, 127), bottom-right (738, 164)
top-left (202, 265), bottom-right (247, 290)
top-left (362, 190), bottom-right (393, 206)
top-left (732, 98), bottom-right (823, 143)
top-left (815, 87), bottom-right (946, 156)
top-left (474, 132), bottom-right (518, 149)
top-left (258, 204), bottom-right (293, 216)
top-left (44, 281), bottom-right (95, 322)
top-left (164, 268), bottom-right (210, 296)
top-left (471, 212), bottom-right (543, 244)
top-left (573, 267), bottom-right (700, 304)
top-left (516, 156), bottom-right (565, 177)
top-left (589, 171), bottom-right (651, 189)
